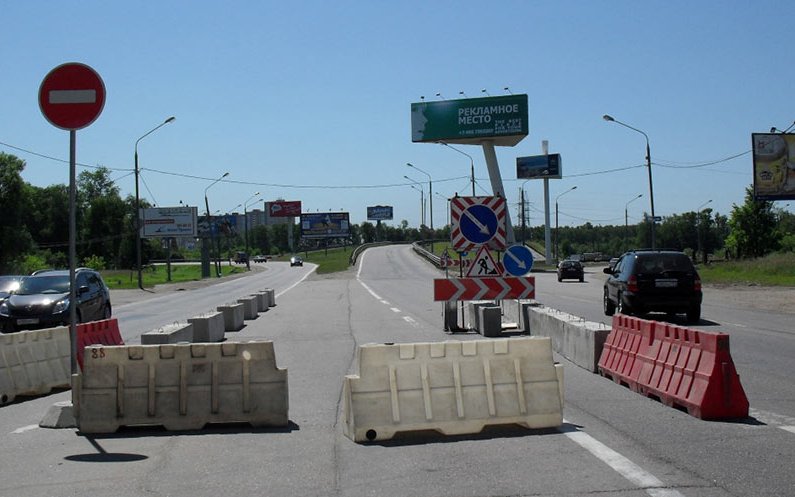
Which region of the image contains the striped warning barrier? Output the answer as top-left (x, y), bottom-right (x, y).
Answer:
top-left (76, 318), bottom-right (124, 369)
top-left (598, 315), bottom-right (749, 419)
top-left (0, 327), bottom-right (70, 405)
top-left (343, 337), bottom-right (563, 442)
top-left (74, 340), bottom-right (289, 433)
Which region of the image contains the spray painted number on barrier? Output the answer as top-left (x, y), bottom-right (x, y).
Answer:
top-left (90, 348), bottom-right (106, 359)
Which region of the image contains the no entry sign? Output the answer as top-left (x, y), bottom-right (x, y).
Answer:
top-left (39, 63), bottom-right (105, 130)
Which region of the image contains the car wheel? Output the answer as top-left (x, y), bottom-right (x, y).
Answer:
top-left (603, 288), bottom-right (616, 316)
top-left (579, 276), bottom-right (584, 282)
top-left (686, 305), bottom-right (701, 323)
top-left (557, 276), bottom-right (562, 282)
top-left (103, 303), bottom-right (112, 320)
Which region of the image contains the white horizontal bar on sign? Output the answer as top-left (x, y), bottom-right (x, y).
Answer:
top-left (49, 89), bottom-right (96, 104)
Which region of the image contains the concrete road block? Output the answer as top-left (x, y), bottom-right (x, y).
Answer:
top-left (1, 327), bottom-right (71, 405)
top-left (141, 323), bottom-right (194, 345)
top-left (466, 301), bottom-right (497, 331)
top-left (217, 304), bottom-right (245, 332)
top-left (343, 337), bottom-right (563, 442)
top-left (188, 312), bottom-right (226, 342)
top-left (478, 306), bottom-right (502, 337)
top-left (75, 341), bottom-right (289, 433)
top-left (237, 296), bottom-right (259, 320)
top-left (525, 305), bottom-right (610, 372)
top-left (251, 292), bottom-right (269, 312)
top-left (263, 288), bottom-right (276, 307)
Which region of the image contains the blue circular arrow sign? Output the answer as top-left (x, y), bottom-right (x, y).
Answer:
top-left (503, 244), bottom-right (534, 276)
top-left (460, 204), bottom-right (498, 245)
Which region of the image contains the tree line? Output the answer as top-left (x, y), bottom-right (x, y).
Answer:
top-left (1, 151), bottom-right (793, 274)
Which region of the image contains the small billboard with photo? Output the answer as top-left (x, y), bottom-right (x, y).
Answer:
top-left (752, 133), bottom-right (795, 201)
top-left (301, 212), bottom-right (350, 239)
top-left (367, 205), bottom-right (393, 221)
top-left (140, 206), bottom-right (198, 238)
top-left (517, 154), bottom-right (562, 180)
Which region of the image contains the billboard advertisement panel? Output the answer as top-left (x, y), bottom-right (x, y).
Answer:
top-left (752, 133), bottom-right (795, 201)
top-left (140, 206), bottom-right (198, 238)
top-left (300, 212), bottom-right (350, 239)
top-left (367, 205), bottom-right (393, 221)
top-left (410, 94), bottom-right (529, 147)
top-left (268, 200), bottom-right (302, 217)
top-left (516, 153), bottom-right (562, 180)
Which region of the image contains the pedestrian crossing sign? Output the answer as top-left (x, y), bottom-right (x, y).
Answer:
top-left (466, 245), bottom-right (502, 278)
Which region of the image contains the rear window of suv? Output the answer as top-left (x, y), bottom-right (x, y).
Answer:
top-left (635, 254), bottom-right (694, 274)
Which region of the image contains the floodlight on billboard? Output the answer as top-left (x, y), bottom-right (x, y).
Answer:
top-left (752, 133), bottom-right (795, 201)
top-left (410, 94), bottom-right (529, 147)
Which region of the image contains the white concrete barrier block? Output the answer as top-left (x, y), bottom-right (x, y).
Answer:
top-left (141, 323), bottom-right (194, 345)
top-left (0, 326), bottom-right (71, 405)
top-left (524, 305), bottom-right (610, 372)
top-left (263, 288), bottom-right (276, 307)
top-left (216, 304), bottom-right (245, 332)
top-left (188, 312), bottom-right (226, 342)
top-left (343, 337), bottom-right (563, 442)
top-left (237, 296), bottom-right (259, 320)
top-left (251, 292), bottom-right (269, 312)
top-left (478, 306), bottom-right (502, 338)
top-left (76, 341), bottom-right (289, 433)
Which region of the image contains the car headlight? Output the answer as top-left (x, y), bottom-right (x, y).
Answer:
top-left (0, 301), bottom-right (8, 317)
top-left (53, 298), bottom-right (70, 314)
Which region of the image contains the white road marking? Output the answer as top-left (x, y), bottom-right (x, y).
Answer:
top-left (380, 300), bottom-right (390, 305)
top-left (403, 316), bottom-right (418, 327)
top-left (750, 408), bottom-right (795, 435)
top-left (564, 426), bottom-right (686, 497)
top-left (11, 424), bottom-right (39, 434)
top-left (390, 307), bottom-right (401, 313)
top-left (276, 266), bottom-right (316, 298)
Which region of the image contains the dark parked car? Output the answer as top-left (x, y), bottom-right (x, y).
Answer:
top-left (0, 268), bottom-right (112, 333)
top-left (290, 256), bottom-right (303, 267)
top-left (557, 260), bottom-right (584, 282)
top-left (0, 275), bottom-right (25, 304)
top-left (603, 250), bottom-right (702, 323)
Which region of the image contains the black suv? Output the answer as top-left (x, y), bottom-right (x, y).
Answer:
top-left (0, 268), bottom-right (112, 333)
top-left (603, 250), bottom-right (702, 323)
top-left (557, 260), bottom-right (584, 282)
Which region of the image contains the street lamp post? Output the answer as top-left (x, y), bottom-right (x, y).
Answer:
top-left (405, 176), bottom-right (425, 226)
top-left (204, 172), bottom-right (229, 278)
top-left (603, 114), bottom-right (656, 249)
top-left (697, 199), bottom-right (713, 264)
top-left (624, 194), bottom-right (643, 251)
top-left (435, 192), bottom-right (450, 228)
top-left (438, 142), bottom-right (475, 196)
top-left (555, 186), bottom-right (577, 261)
top-left (407, 183), bottom-right (424, 228)
top-left (407, 163), bottom-right (433, 232)
top-left (243, 192), bottom-right (260, 259)
top-left (521, 179), bottom-right (532, 245)
top-left (134, 116), bottom-right (175, 290)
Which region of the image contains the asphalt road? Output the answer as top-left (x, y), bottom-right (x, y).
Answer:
top-left (1, 245), bottom-right (793, 497)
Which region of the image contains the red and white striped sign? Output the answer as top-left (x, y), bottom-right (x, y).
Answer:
top-left (433, 276), bottom-right (535, 302)
top-left (450, 196), bottom-right (506, 251)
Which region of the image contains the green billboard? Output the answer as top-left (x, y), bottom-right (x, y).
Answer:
top-left (411, 94), bottom-right (528, 146)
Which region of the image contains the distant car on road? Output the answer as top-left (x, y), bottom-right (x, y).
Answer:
top-left (290, 256), bottom-right (303, 267)
top-left (234, 251), bottom-right (249, 264)
top-left (252, 254), bottom-right (268, 263)
top-left (603, 249), bottom-right (702, 323)
top-left (0, 268), bottom-right (111, 333)
top-left (557, 260), bottom-right (584, 282)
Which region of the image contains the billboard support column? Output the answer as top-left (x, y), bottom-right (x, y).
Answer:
top-left (288, 219), bottom-right (294, 252)
top-left (481, 141), bottom-right (515, 244)
top-left (544, 179), bottom-right (552, 265)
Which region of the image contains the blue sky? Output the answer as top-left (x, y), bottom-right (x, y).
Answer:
top-left (3, 1), bottom-right (793, 229)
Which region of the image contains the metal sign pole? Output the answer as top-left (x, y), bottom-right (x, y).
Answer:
top-left (68, 130), bottom-right (78, 375)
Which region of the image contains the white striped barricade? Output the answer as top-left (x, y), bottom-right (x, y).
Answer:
top-left (0, 326), bottom-right (71, 405)
top-left (343, 337), bottom-right (563, 442)
top-left (74, 340), bottom-right (288, 433)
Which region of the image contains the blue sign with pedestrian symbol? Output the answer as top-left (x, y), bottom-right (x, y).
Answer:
top-left (460, 204), bottom-right (499, 245)
top-left (503, 244), bottom-right (534, 276)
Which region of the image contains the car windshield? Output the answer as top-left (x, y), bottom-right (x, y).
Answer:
top-left (0, 276), bottom-right (23, 293)
top-left (16, 275), bottom-right (70, 295)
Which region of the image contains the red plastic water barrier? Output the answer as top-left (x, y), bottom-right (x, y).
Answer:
top-left (598, 315), bottom-right (749, 420)
top-left (76, 318), bottom-right (124, 369)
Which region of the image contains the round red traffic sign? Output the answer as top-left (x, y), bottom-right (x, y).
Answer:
top-left (39, 62), bottom-right (106, 130)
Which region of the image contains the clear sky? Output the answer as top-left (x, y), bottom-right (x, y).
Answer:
top-left (3, 1), bottom-right (793, 230)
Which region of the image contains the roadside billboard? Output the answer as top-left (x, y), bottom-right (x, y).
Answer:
top-left (752, 133), bottom-right (795, 201)
top-left (267, 200), bottom-right (302, 217)
top-left (367, 205), bottom-right (393, 221)
top-left (410, 94), bottom-right (529, 146)
top-left (516, 153), bottom-right (562, 180)
top-left (300, 212), bottom-right (350, 239)
top-left (140, 206), bottom-right (198, 238)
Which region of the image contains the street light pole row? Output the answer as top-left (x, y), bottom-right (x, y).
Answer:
top-left (555, 185), bottom-right (577, 261)
top-left (204, 172), bottom-right (229, 278)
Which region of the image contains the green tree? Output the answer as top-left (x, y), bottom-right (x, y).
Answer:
top-left (725, 186), bottom-right (780, 259)
top-left (0, 153), bottom-right (34, 272)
